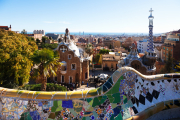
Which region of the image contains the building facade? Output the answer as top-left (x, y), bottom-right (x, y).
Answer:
top-left (161, 32), bottom-right (180, 61)
top-left (0, 25), bottom-right (11, 31)
top-left (26, 34), bottom-right (43, 40)
top-left (54, 28), bottom-right (90, 85)
top-left (33, 30), bottom-right (45, 36)
top-left (102, 53), bottom-right (121, 71)
top-left (137, 39), bottom-right (148, 53)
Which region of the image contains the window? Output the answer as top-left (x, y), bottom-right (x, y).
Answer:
top-left (61, 75), bottom-right (64, 83)
top-left (111, 63), bottom-right (113, 68)
top-left (68, 54), bottom-right (72, 59)
top-left (60, 46), bottom-right (67, 53)
top-left (85, 72), bottom-right (88, 79)
top-left (71, 64), bottom-right (76, 70)
top-left (171, 49), bottom-right (172, 51)
top-left (61, 61), bottom-right (67, 71)
top-left (61, 66), bottom-right (67, 71)
top-left (167, 48), bottom-right (168, 51)
top-left (163, 47), bottom-right (165, 50)
top-left (69, 76), bottom-right (72, 83)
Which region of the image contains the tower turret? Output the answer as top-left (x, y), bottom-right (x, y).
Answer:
top-left (63, 28), bottom-right (71, 43)
top-left (147, 8), bottom-right (156, 58)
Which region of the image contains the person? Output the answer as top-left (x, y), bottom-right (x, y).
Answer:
top-left (73, 83), bottom-right (75, 89)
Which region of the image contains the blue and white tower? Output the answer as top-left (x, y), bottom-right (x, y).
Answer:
top-left (147, 8), bottom-right (156, 58)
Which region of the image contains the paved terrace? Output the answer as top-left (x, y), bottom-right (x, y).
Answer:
top-left (0, 67), bottom-right (180, 119)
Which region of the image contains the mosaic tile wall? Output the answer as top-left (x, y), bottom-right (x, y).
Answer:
top-left (0, 67), bottom-right (180, 120)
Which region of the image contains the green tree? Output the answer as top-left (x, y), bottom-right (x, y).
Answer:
top-left (165, 51), bottom-right (173, 73)
top-left (109, 44), bottom-right (112, 49)
top-left (30, 48), bottom-right (61, 91)
top-left (42, 36), bottom-right (49, 43)
top-left (36, 38), bottom-right (40, 45)
top-left (39, 43), bottom-right (58, 50)
top-left (26, 36), bottom-right (35, 41)
top-left (0, 29), bottom-right (37, 88)
top-left (85, 43), bottom-right (93, 55)
top-left (49, 36), bottom-right (53, 40)
top-left (174, 61), bottom-right (180, 73)
top-left (99, 49), bottom-right (110, 54)
top-left (94, 54), bottom-right (100, 63)
top-left (21, 29), bottom-right (27, 34)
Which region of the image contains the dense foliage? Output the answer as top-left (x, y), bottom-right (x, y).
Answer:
top-left (174, 61), bottom-right (180, 72)
top-left (0, 30), bottom-right (38, 87)
top-left (99, 49), bottom-right (110, 54)
top-left (42, 36), bottom-right (49, 43)
top-left (85, 44), bottom-right (93, 55)
top-left (164, 52), bottom-right (173, 73)
top-left (160, 52), bottom-right (174, 73)
top-left (20, 83), bottom-right (67, 91)
top-left (30, 48), bottom-right (61, 91)
top-left (94, 54), bottom-right (101, 63)
top-left (39, 43), bottom-right (58, 50)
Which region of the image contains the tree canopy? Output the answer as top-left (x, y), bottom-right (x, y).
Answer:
top-left (39, 43), bottom-right (58, 50)
top-left (165, 51), bottom-right (173, 73)
top-left (99, 49), bottom-right (110, 54)
top-left (160, 51), bottom-right (174, 74)
top-left (85, 43), bottom-right (93, 55)
top-left (21, 29), bottom-right (27, 34)
top-left (42, 36), bottom-right (49, 43)
top-left (0, 30), bottom-right (38, 88)
top-left (30, 48), bottom-right (61, 91)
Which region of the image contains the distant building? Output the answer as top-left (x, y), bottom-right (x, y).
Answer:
top-left (137, 39), bottom-right (148, 53)
top-left (26, 34), bottom-right (43, 40)
top-left (137, 39), bottom-right (163, 53)
top-left (33, 30), bottom-right (45, 36)
top-left (45, 39), bottom-right (52, 44)
top-left (70, 35), bottom-right (75, 40)
top-left (88, 35), bottom-right (94, 43)
top-left (161, 31), bottom-right (180, 61)
top-left (0, 25), bottom-right (11, 31)
top-left (102, 52), bottom-right (121, 71)
top-left (46, 33), bottom-right (61, 40)
top-left (154, 46), bottom-right (162, 60)
top-left (78, 38), bottom-right (87, 43)
top-left (122, 37), bottom-right (135, 48)
top-left (103, 39), bottom-right (121, 49)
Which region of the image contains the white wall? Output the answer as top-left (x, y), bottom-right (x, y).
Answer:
top-left (137, 39), bottom-right (148, 53)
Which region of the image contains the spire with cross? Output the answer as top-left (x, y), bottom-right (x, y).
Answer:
top-left (147, 8), bottom-right (155, 53)
top-left (149, 8), bottom-right (153, 16)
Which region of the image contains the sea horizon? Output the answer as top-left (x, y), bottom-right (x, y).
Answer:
top-left (27, 32), bottom-right (162, 36)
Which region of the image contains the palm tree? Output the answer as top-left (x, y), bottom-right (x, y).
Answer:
top-left (31, 48), bottom-right (61, 91)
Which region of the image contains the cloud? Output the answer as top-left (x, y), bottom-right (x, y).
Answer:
top-left (43, 21), bottom-right (54, 23)
top-left (59, 21), bottom-right (71, 24)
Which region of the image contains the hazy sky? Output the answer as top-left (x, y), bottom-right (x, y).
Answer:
top-left (0, 0), bottom-right (179, 33)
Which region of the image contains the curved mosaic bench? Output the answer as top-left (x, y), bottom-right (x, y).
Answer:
top-left (0, 67), bottom-right (180, 120)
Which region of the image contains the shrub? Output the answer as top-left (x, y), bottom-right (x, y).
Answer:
top-left (20, 83), bottom-right (67, 91)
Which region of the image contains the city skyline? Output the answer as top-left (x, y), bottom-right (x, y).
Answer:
top-left (0, 0), bottom-right (180, 33)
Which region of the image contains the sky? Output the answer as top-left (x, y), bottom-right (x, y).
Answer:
top-left (0, 0), bottom-right (180, 33)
